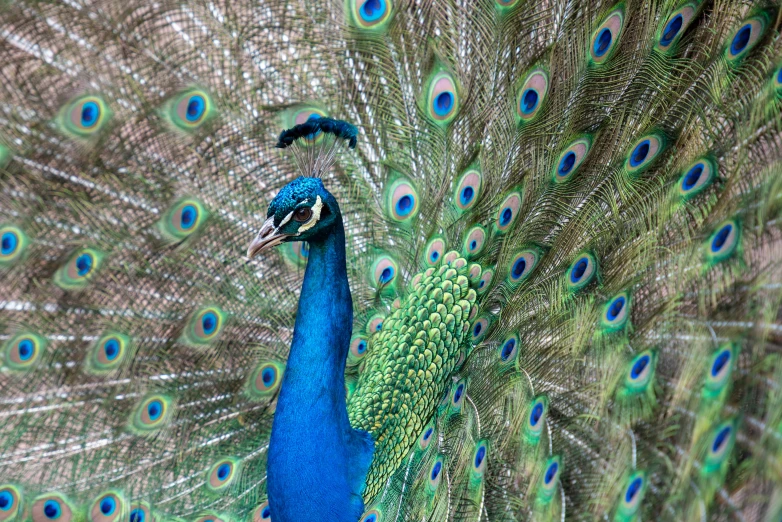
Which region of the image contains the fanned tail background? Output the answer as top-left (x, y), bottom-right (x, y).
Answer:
top-left (2, 0), bottom-right (782, 521)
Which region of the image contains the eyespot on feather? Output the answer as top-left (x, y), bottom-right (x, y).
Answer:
top-left (424, 237), bottom-right (446, 266)
top-left (566, 253), bottom-right (597, 291)
top-left (656, 4), bottom-right (697, 52)
top-left (525, 396), bottom-right (548, 442)
top-left (366, 313), bottom-right (385, 334)
top-left (359, 508), bottom-right (383, 522)
top-left (162, 89), bottom-right (216, 132)
top-left (623, 350), bottom-right (656, 394)
top-left (250, 501), bottom-right (271, 522)
top-left (471, 315), bottom-right (490, 342)
top-left (537, 456), bottom-right (562, 503)
top-left (371, 255), bottom-right (398, 290)
top-left (616, 471), bottom-right (647, 518)
top-left (129, 502), bottom-right (154, 522)
top-left (471, 440), bottom-right (489, 478)
top-left (476, 268), bottom-right (494, 294)
top-left (129, 394), bottom-right (174, 434)
top-left (453, 167), bottom-right (482, 212)
top-left (703, 419), bottom-right (737, 473)
top-left (31, 493), bottom-right (74, 522)
top-left (516, 68), bottom-right (549, 123)
top-left (600, 292), bottom-right (631, 332)
top-left (498, 334), bottom-right (519, 364)
top-left (725, 15), bottom-right (769, 63)
top-left (386, 178), bottom-right (420, 222)
top-left (182, 306), bottom-right (227, 347)
top-left (0, 484), bottom-right (23, 522)
top-left (3, 332), bottom-right (46, 371)
top-left (703, 344), bottom-right (736, 397)
top-left (590, 7), bottom-right (625, 64)
top-left (451, 380), bottom-right (467, 410)
top-left (54, 248), bottom-right (105, 290)
top-left (418, 422), bottom-right (436, 451)
top-left (424, 70), bottom-right (459, 125)
top-left (705, 219), bottom-right (740, 263)
top-left (462, 225), bottom-right (487, 258)
top-left (57, 95), bottom-right (112, 139)
top-left (347, 0), bottom-right (394, 31)
top-left (553, 137), bottom-right (592, 183)
top-left (88, 491), bottom-right (125, 522)
top-left (427, 456), bottom-right (444, 493)
top-left (87, 332), bottom-right (130, 374)
top-left (624, 133), bottom-right (665, 176)
top-left (677, 158), bottom-right (716, 199)
top-left (206, 458), bottom-right (241, 492)
top-left (495, 191), bottom-right (522, 232)
top-left (507, 247), bottom-right (543, 286)
top-left (247, 361), bottom-right (285, 400)
top-left (159, 198), bottom-right (209, 242)
top-left (0, 225), bottom-right (28, 266)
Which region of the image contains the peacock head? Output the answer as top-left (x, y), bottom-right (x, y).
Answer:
top-left (247, 177), bottom-right (340, 258)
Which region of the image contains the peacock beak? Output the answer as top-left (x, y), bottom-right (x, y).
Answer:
top-left (247, 217), bottom-right (291, 258)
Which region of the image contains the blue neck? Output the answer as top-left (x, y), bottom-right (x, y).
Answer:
top-left (267, 215), bottom-right (371, 521)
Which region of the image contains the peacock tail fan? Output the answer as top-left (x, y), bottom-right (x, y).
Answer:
top-left (2, 0), bottom-right (782, 521)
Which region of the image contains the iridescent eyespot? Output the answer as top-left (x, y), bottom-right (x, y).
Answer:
top-left (348, 336), bottom-right (369, 365)
top-left (181, 306), bottom-right (227, 347)
top-left (163, 89), bottom-right (216, 132)
top-left (348, 0), bottom-right (394, 31)
top-left (507, 247), bottom-right (542, 286)
top-left (159, 198), bottom-right (209, 242)
top-left (537, 456), bottom-right (561, 503)
top-left (130, 394), bottom-right (174, 434)
top-left (705, 219), bottom-right (740, 263)
top-left (471, 315), bottom-right (490, 342)
top-left (424, 237), bottom-right (446, 266)
top-left (566, 253), bottom-right (597, 291)
top-left (725, 15), bottom-right (769, 63)
top-left (386, 178), bottom-right (419, 222)
top-left (553, 136), bottom-right (592, 183)
top-left (427, 456), bottom-right (444, 492)
top-left (623, 350), bottom-right (656, 393)
top-left (286, 107), bottom-right (328, 145)
top-left (451, 380), bottom-right (467, 410)
top-left (87, 332), bottom-right (130, 374)
top-left (366, 313), bottom-right (385, 334)
top-left (251, 501), bottom-right (271, 522)
top-left (89, 491), bottom-right (125, 522)
top-left (516, 68), bottom-right (549, 123)
top-left (703, 344), bottom-right (735, 397)
top-left (773, 63), bottom-right (782, 93)
top-left (371, 255), bottom-right (398, 291)
top-left (207, 458), bottom-right (240, 492)
top-left (471, 441), bottom-right (488, 479)
top-left (704, 419), bottom-right (736, 472)
top-left (476, 269), bottom-right (493, 295)
top-left (418, 423), bottom-right (435, 451)
top-left (0, 225), bottom-right (28, 266)
top-left (495, 191), bottom-right (522, 233)
top-left (0, 485), bottom-right (22, 521)
top-left (247, 361), bottom-right (284, 400)
top-left (360, 508), bottom-right (384, 522)
top-left (467, 263), bottom-right (482, 284)
top-left (656, 4), bottom-right (697, 52)
top-left (442, 250), bottom-right (460, 266)
top-left (600, 292), bottom-right (631, 332)
top-left (678, 158), bottom-right (716, 199)
top-left (32, 493), bottom-right (74, 522)
top-left (590, 7), bottom-right (625, 64)
top-left (524, 396), bottom-right (548, 442)
top-left (462, 225), bottom-right (487, 258)
top-left (616, 472), bottom-right (646, 517)
top-left (498, 334), bottom-right (519, 364)
top-left (54, 248), bottom-right (105, 290)
top-left (57, 95), bottom-right (112, 139)
top-left (129, 502), bottom-right (153, 522)
top-left (3, 332), bottom-right (46, 371)
top-left (453, 167), bottom-right (482, 212)
top-left (425, 70), bottom-right (459, 125)
top-left (624, 133), bottom-right (665, 176)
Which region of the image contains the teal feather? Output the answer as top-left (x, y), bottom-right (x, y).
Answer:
top-left (2, 0), bottom-right (782, 520)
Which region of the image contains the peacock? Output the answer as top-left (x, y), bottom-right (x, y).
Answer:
top-left (3, 0), bottom-right (782, 520)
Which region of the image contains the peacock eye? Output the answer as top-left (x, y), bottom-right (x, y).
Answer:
top-left (294, 207), bottom-right (313, 222)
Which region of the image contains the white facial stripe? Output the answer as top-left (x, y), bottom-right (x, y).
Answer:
top-left (297, 195), bottom-right (323, 235)
top-left (278, 210), bottom-right (294, 228)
